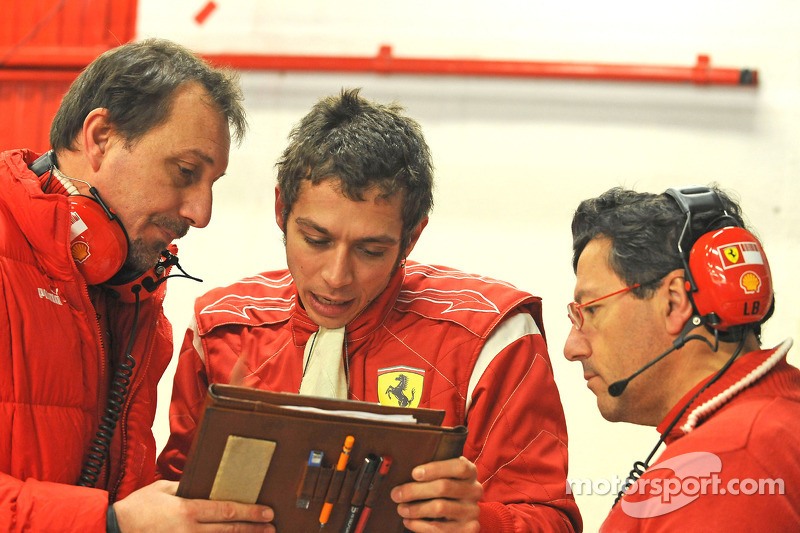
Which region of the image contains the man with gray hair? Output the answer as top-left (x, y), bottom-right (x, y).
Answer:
top-left (0, 39), bottom-right (274, 532)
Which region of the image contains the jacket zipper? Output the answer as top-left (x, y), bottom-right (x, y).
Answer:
top-left (80, 280), bottom-right (110, 488)
top-left (109, 266), bottom-right (171, 500)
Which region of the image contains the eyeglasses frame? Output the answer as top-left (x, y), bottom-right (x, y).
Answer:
top-left (567, 276), bottom-right (665, 331)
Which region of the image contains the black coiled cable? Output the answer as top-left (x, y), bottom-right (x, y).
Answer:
top-left (77, 286), bottom-right (142, 488)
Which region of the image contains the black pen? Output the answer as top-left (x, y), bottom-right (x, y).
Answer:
top-left (353, 455), bottom-right (392, 533)
top-left (340, 454), bottom-right (380, 533)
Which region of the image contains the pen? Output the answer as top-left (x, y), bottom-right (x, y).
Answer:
top-left (297, 450), bottom-right (324, 509)
top-left (319, 435), bottom-right (355, 529)
top-left (353, 455), bottom-right (393, 533)
top-left (340, 454), bottom-right (380, 533)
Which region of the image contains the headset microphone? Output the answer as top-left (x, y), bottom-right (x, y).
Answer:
top-left (607, 315), bottom-right (708, 397)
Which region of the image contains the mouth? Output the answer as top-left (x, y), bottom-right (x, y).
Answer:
top-left (582, 370), bottom-right (601, 392)
top-left (312, 293), bottom-right (352, 307)
top-left (304, 292), bottom-right (357, 325)
top-left (158, 228), bottom-right (177, 243)
top-left (154, 217), bottom-right (189, 244)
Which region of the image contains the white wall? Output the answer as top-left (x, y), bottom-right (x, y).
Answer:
top-left (137, 2), bottom-right (800, 531)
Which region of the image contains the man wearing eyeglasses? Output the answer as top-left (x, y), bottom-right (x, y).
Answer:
top-left (564, 185), bottom-right (800, 531)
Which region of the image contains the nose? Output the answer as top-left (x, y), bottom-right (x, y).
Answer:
top-left (180, 183), bottom-right (213, 228)
top-left (321, 246), bottom-right (354, 289)
top-left (563, 326), bottom-right (590, 363)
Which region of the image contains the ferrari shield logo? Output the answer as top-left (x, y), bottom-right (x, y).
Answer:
top-left (719, 242), bottom-right (765, 269)
top-left (723, 245), bottom-right (741, 265)
top-left (378, 366), bottom-right (424, 408)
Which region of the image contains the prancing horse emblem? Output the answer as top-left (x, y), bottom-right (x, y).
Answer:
top-left (377, 366), bottom-right (424, 408)
top-left (385, 374), bottom-right (415, 407)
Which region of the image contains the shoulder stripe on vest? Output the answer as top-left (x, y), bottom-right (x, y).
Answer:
top-left (404, 264), bottom-right (518, 289)
top-left (397, 287), bottom-right (500, 314)
top-left (199, 273), bottom-right (295, 319)
top-left (399, 265), bottom-right (523, 315)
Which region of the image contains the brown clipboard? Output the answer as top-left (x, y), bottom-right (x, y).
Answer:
top-left (177, 384), bottom-right (468, 532)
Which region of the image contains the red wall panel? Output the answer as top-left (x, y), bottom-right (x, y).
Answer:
top-left (0, 0), bottom-right (137, 63)
top-left (0, 76), bottom-right (73, 152)
top-left (0, 0), bottom-right (138, 151)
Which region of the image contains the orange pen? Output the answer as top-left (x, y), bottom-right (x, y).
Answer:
top-left (319, 435), bottom-right (355, 528)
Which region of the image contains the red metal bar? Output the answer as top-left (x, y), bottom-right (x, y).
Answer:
top-left (200, 46), bottom-right (758, 87)
top-left (0, 46), bottom-right (109, 69)
top-left (0, 69), bottom-right (81, 82)
top-left (0, 45), bottom-right (758, 87)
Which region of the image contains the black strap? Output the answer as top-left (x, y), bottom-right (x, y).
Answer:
top-left (106, 504), bottom-right (122, 533)
top-left (28, 150), bottom-right (57, 177)
top-left (665, 185), bottom-right (725, 216)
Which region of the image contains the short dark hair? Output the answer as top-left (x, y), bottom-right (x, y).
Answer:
top-left (276, 88), bottom-right (434, 253)
top-left (571, 185), bottom-right (748, 297)
top-left (50, 38), bottom-right (246, 150)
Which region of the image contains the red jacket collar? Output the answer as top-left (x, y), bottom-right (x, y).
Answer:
top-left (658, 340), bottom-right (796, 441)
top-left (289, 263), bottom-right (406, 346)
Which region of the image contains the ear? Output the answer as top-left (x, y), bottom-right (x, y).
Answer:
top-left (274, 185), bottom-right (286, 232)
top-left (402, 217), bottom-right (428, 258)
top-left (663, 269), bottom-right (695, 335)
top-left (82, 108), bottom-right (113, 172)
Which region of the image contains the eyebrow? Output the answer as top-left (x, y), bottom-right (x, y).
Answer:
top-left (177, 149), bottom-right (216, 167)
top-left (295, 217), bottom-right (399, 245)
top-left (573, 287), bottom-right (595, 304)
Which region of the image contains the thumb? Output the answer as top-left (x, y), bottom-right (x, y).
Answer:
top-left (230, 336), bottom-right (257, 386)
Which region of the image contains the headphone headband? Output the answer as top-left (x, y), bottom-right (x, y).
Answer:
top-left (664, 185), bottom-right (772, 332)
top-left (665, 185), bottom-right (726, 218)
top-left (665, 185), bottom-right (733, 292)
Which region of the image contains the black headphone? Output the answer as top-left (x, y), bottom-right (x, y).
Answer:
top-left (665, 185), bottom-right (773, 332)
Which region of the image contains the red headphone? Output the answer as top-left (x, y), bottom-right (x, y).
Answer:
top-left (666, 186), bottom-right (773, 331)
top-left (67, 192), bottom-right (128, 285)
top-left (31, 151), bottom-right (166, 301)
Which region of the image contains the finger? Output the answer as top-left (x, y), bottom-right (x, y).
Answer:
top-left (402, 517), bottom-right (480, 533)
top-left (392, 477), bottom-right (483, 504)
top-left (398, 497), bottom-right (481, 523)
top-left (191, 522), bottom-right (277, 533)
top-left (230, 336), bottom-right (258, 386)
top-left (412, 456), bottom-right (476, 482)
top-left (152, 479), bottom-right (179, 495)
top-left (188, 499), bottom-right (274, 524)
top-left (229, 353), bottom-right (248, 386)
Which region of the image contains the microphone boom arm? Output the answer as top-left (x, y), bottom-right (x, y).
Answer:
top-left (607, 315), bottom-right (710, 397)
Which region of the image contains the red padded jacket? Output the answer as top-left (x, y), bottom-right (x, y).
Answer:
top-left (0, 149), bottom-right (174, 532)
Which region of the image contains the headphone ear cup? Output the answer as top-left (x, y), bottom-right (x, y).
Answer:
top-left (68, 196), bottom-right (128, 285)
top-left (688, 226), bottom-right (773, 330)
